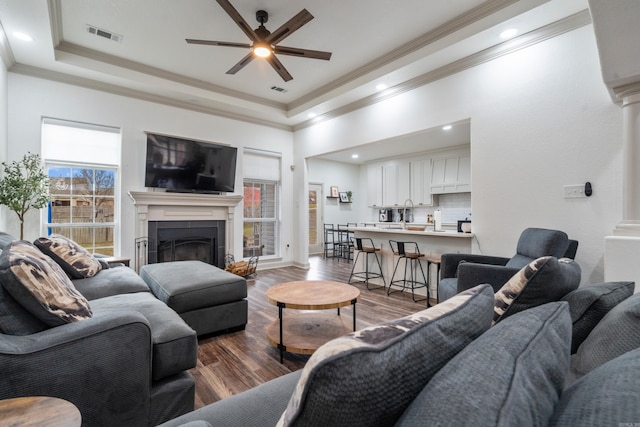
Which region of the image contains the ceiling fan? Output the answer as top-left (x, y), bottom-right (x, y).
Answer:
top-left (186, 0), bottom-right (332, 82)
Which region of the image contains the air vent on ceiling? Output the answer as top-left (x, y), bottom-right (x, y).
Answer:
top-left (86, 25), bottom-right (123, 43)
top-left (270, 86), bottom-right (288, 93)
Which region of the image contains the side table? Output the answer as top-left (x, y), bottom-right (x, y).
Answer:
top-left (0, 396), bottom-right (82, 427)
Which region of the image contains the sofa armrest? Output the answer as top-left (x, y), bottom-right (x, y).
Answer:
top-left (158, 371), bottom-right (302, 427)
top-left (0, 311), bottom-right (153, 427)
top-left (456, 263), bottom-right (521, 293)
top-left (440, 253), bottom-right (511, 279)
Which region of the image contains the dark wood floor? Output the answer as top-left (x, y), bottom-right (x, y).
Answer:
top-left (191, 255), bottom-right (432, 409)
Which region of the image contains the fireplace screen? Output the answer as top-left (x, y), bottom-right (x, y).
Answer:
top-left (147, 221), bottom-right (225, 268)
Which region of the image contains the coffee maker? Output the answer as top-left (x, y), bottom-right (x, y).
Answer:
top-left (379, 208), bottom-right (392, 222)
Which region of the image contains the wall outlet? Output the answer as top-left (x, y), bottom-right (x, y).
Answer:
top-left (564, 184), bottom-right (586, 199)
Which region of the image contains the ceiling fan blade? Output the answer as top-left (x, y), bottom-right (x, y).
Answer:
top-left (216, 0), bottom-right (259, 42)
top-left (226, 52), bottom-right (256, 75)
top-left (186, 39), bottom-right (251, 49)
top-left (266, 55), bottom-right (293, 82)
top-left (266, 9), bottom-right (314, 45)
top-left (274, 46), bottom-right (332, 60)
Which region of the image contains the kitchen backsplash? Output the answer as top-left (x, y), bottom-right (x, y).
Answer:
top-left (405, 193), bottom-right (471, 224)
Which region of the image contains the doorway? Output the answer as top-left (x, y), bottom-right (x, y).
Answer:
top-left (308, 183), bottom-right (324, 255)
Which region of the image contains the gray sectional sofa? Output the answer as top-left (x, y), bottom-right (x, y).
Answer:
top-left (0, 232), bottom-right (198, 426)
top-left (160, 279), bottom-right (640, 427)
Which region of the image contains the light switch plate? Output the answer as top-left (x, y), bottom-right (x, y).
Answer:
top-left (564, 184), bottom-right (586, 198)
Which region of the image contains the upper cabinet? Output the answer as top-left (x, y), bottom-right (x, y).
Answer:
top-left (410, 159), bottom-right (433, 206)
top-left (366, 146), bottom-right (470, 207)
top-left (430, 153), bottom-right (471, 194)
top-left (382, 162), bottom-right (410, 206)
top-left (366, 164), bottom-right (383, 207)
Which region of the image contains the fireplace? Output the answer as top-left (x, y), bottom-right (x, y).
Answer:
top-left (128, 191), bottom-right (243, 272)
top-left (148, 221), bottom-right (225, 268)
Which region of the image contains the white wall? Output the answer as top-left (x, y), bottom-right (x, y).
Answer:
top-left (6, 74), bottom-right (295, 265)
top-left (0, 58), bottom-right (7, 231)
top-left (307, 158), bottom-right (360, 226)
top-left (294, 25), bottom-right (621, 286)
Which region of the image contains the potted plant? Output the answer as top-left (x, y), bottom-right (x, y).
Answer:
top-left (0, 152), bottom-right (50, 239)
top-left (346, 191), bottom-right (352, 202)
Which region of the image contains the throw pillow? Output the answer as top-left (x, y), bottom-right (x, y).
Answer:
top-left (493, 256), bottom-right (580, 324)
top-left (568, 292), bottom-right (640, 384)
top-left (396, 301), bottom-right (571, 427)
top-left (277, 284), bottom-right (495, 427)
top-left (550, 347), bottom-right (640, 426)
top-left (0, 240), bottom-right (92, 327)
top-left (561, 281), bottom-right (635, 353)
top-left (34, 234), bottom-right (102, 279)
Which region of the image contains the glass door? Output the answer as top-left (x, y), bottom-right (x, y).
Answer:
top-left (308, 183), bottom-right (324, 254)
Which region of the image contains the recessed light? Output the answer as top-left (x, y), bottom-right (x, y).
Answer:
top-left (442, 125), bottom-right (452, 131)
top-left (351, 154), bottom-right (359, 159)
top-left (499, 29), bottom-right (518, 40)
top-left (13, 32), bottom-right (33, 42)
top-left (376, 83), bottom-right (388, 91)
top-left (307, 112), bottom-right (316, 119)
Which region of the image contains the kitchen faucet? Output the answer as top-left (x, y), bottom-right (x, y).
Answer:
top-left (402, 198), bottom-right (413, 229)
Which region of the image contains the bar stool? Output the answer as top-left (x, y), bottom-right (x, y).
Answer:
top-left (387, 240), bottom-right (428, 303)
top-left (348, 237), bottom-right (386, 291)
top-left (425, 252), bottom-right (442, 305)
top-left (323, 224), bottom-right (335, 258)
top-left (335, 224), bottom-right (354, 260)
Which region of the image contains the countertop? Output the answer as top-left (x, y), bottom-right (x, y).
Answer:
top-left (350, 226), bottom-right (473, 238)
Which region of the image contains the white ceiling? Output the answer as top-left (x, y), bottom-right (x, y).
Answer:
top-left (0, 0), bottom-right (589, 162)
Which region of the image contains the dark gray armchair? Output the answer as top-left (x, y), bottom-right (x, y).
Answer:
top-left (438, 228), bottom-right (578, 302)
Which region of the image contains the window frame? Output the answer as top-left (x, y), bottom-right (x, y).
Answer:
top-left (242, 178), bottom-right (279, 259)
top-left (43, 160), bottom-right (120, 255)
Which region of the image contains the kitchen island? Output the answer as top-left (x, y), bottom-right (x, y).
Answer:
top-left (349, 225), bottom-right (474, 302)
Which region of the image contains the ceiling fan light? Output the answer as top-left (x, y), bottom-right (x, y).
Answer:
top-left (253, 44), bottom-right (271, 57)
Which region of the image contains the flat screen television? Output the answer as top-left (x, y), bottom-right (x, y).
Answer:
top-left (144, 133), bottom-right (237, 193)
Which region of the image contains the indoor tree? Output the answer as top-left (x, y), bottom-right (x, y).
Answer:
top-left (0, 152), bottom-right (50, 239)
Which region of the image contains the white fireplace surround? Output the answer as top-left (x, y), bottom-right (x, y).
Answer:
top-left (129, 191), bottom-right (243, 267)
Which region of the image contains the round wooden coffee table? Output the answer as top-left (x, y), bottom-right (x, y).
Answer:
top-left (0, 396), bottom-right (81, 427)
top-left (266, 280), bottom-right (360, 362)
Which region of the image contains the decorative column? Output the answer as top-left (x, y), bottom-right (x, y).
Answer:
top-left (605, 86), bottom-right (640, 288)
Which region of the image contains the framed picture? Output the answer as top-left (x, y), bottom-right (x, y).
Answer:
top-left (339, 192), bottom-right (349, 202)
top-left (330, 186), bottom-right (339, 198)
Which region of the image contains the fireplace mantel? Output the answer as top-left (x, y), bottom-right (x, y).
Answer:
top-left (129, 191), bottom-right (243, 267)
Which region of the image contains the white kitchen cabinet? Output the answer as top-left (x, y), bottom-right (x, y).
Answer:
top-left (430, 154), bottom-right (471, 194)
top-left (382, 161), bottom-right (410, 206)
top-left (410, 159), bottom-right (434, 206)
top-left (366, 164), bottom-right (383, 207)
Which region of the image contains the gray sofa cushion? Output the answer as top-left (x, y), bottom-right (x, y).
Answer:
top-left (34, 234), bottom-right (102, 279)
top-left (72, 266), bottom-right (150, 300)
top-left (568, 292), bottom-right (640, 384)
top-left (550, 347), bottom-right (640, 426)
top-left (0, 279), bottom-right (48, 335)
top-left (90, 292), bottom-right (197, 380)
top-left (140, 260), bottom-right (246, 313)
top-left (561, 281), bottom-right (635, 353)
top-left (494, 256), bottom-right (580, 323)
top-left (0, 240), bottom-right (92, 328)
top-left (505, 228), bottom-right (569, 268)
top-left (278, 285), bottom-right (495, 427)
top-left (0, 232), bottom-right (15, 249)
top-left (397, 301), bottom-right (571, 426)
top-left (158, 371), bottom-right (302, 427)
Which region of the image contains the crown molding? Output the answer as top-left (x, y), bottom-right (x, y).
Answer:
top-left (293, 9), bottom-right (592, 131)
top-left (9, 63), bottom-right (293, 131)
top-left (0, 21), bottom-right (16, 69)
top-left (288, 0), bottom-right (531, 113)
top-left (54, 41), bottom-right (288, 112)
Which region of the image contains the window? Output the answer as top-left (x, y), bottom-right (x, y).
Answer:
top-left (243, 150), bottom-right (280, 258)
top-left (41, 119), bottom-right (121, 255)
top-left (243, 180), bottom-right (277, 257)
